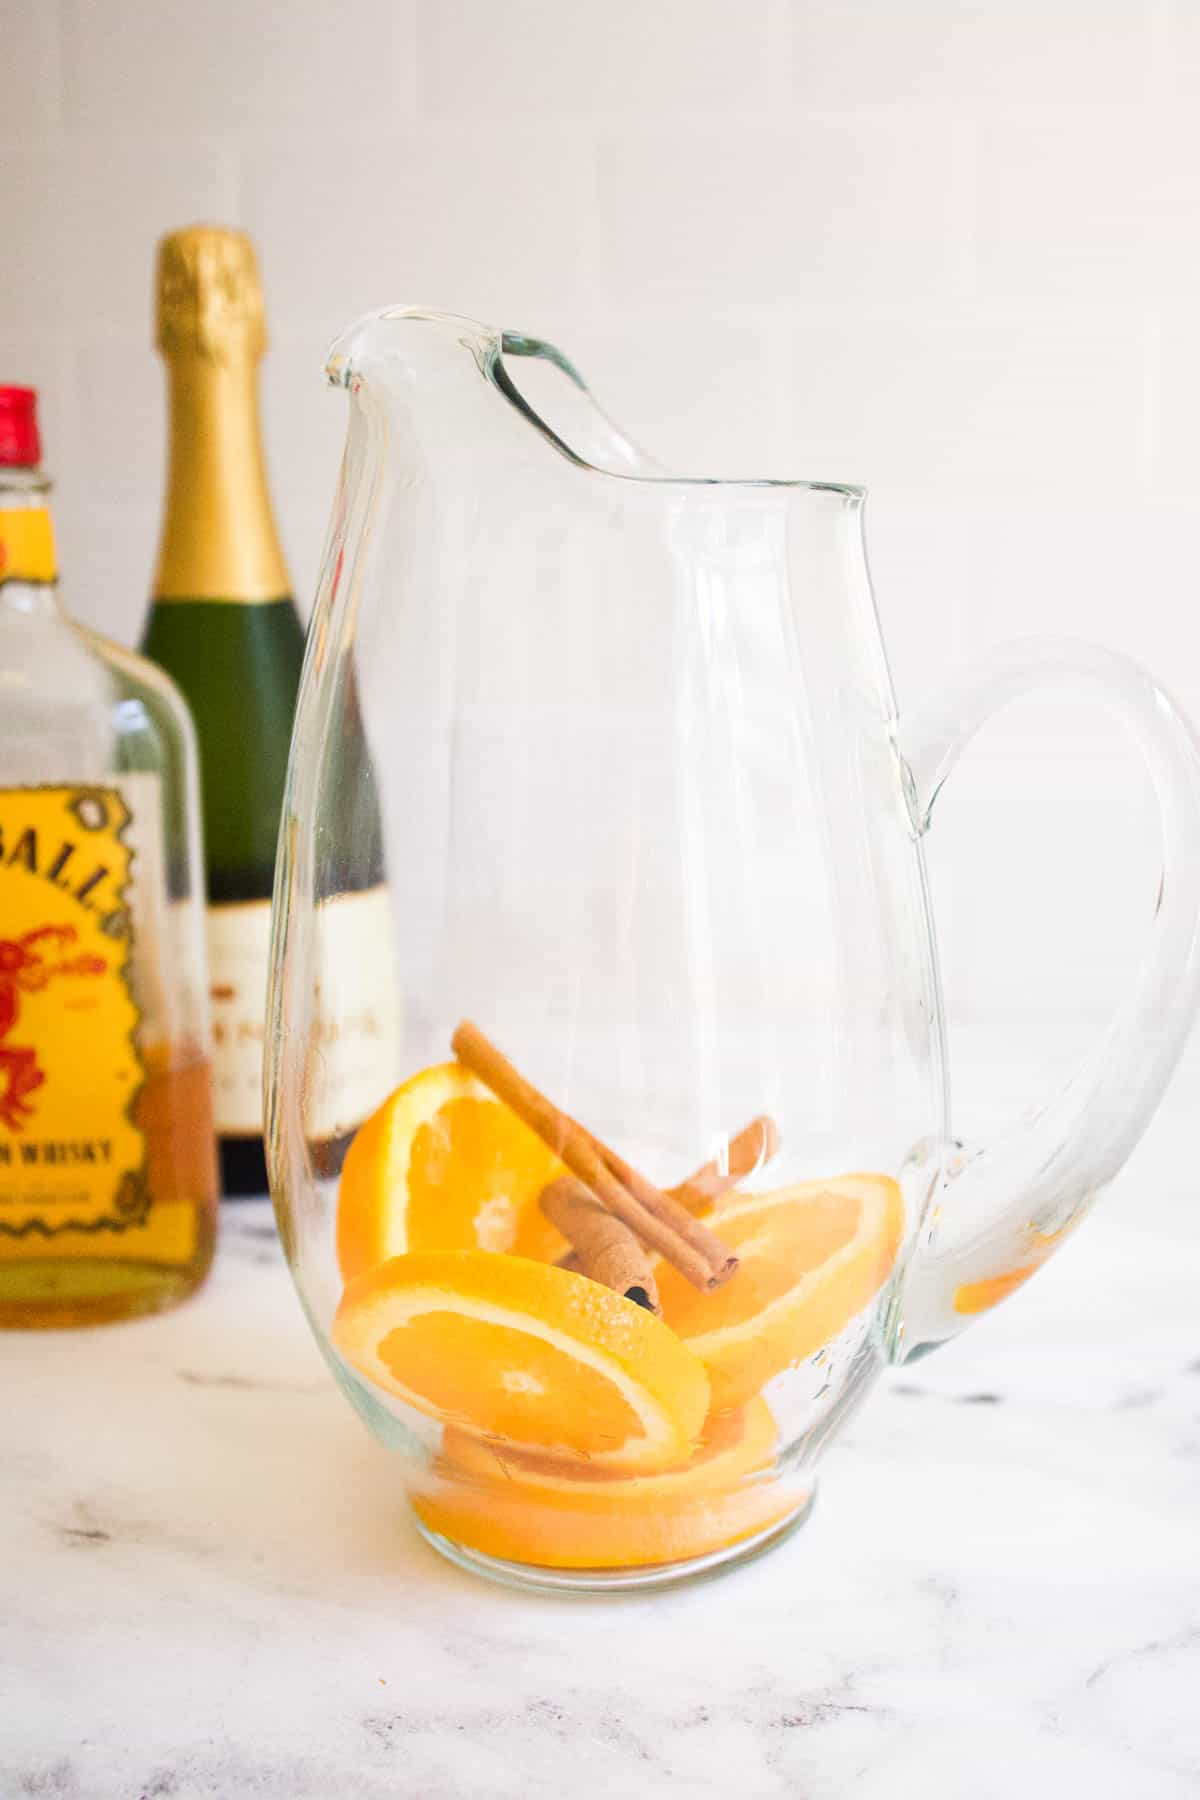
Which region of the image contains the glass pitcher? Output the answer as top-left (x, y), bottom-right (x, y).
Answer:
top-left (266, 309), bottom-right (1200, 1592)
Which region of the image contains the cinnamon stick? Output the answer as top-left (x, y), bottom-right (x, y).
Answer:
top-left (540, 1177), bottom-right (661, 1313)
top-left (451, 1020), bottom-right (736, 1291)
top-left (558, 1114), bottom-right (780, 1284)
top-left (670, 1114), bottom-right (781, 1213)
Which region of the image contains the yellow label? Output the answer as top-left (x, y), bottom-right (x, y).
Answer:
top-left (3, 1200), bottom-right (198, 1265)
top-left (0, 787), bottom-right (147, 1236)
top-left (0, 506), bottom-right (57, 587)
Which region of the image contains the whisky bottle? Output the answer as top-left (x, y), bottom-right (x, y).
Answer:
top-left (0, 385), bottom-right (218, 1325)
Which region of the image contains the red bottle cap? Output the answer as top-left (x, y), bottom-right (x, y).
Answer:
top-left (0, 386), bottom-right (42, 468)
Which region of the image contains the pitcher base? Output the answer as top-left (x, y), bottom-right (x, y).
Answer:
top-left (412, 1485), bottom-right (817, 1595)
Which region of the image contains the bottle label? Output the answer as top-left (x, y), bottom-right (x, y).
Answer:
top-left (207, 885), bottom-right (401, 1143)
top-left (0, 507), bottom-right (57, 587)
top-left (207, 898), bottom-right (274, 1136)
top-left (0, 786), bottom-right (148, 1237)
top-left (302, 885), bottom-right (403, 1144)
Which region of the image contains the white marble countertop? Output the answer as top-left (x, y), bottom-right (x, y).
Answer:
top-left (3, 1072), bottom-right (1198, 1799)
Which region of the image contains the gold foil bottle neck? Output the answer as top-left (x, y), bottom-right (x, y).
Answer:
top-left (156, 225), bottom-right (267, 362)
top-left (151, 225), bottom-right (290, 601)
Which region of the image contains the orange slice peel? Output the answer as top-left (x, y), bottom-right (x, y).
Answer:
top-left (333, 1249), bottom-right (711, 1471)
top-left (657, 1174), bottom-right (905, 1408)
top-left (417, 1396), bottom-right (803, 1569)
top-left (336, 1062), bottom-right (566, 1282)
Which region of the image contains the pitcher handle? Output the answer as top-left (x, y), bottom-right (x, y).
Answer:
top-left (889, 638), bottom-right (1200, 1361)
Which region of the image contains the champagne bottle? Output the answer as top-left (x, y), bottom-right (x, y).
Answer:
top-left (0, 385), bottom-right (218, 1325)
top-left (141, 227), bottom-right (304, 1197)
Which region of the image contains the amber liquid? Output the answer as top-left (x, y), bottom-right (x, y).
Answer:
top-left (0, 1044), bottom-right (219, 1327)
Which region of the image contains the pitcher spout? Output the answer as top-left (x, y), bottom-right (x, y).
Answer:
top-left (325, 305), bottom-right (658, 479)
top-left (325, 306), bottom-right (500, 393)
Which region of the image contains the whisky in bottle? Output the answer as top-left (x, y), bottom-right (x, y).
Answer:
top-left (0, 385), bottom-right (218, 1326)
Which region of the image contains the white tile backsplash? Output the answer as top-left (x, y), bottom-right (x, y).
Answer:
top-left (257, 328), bottom-right (346, 609)
top-left (863, 496), bottom-right (972, 713)
top-left (419, 0), bottom-right (777, 119)
top-left (973, 109), bottom-right (1180, 304)
top-left (55, 500), bottom-right (162, 647)
top-left (73, 333), bottom-right (165, 511)
top-left (0, 137), bottom-right (239, 333)
top-left (3, 3), bottom-right (63, 136)
top-left (61, 0), bottom-right (419, 135)
top-left (791, 0), bottom-right (1156, 107)
top-left (781, 311), bottom-right (1150, 497)
top-left (3, 0), bottom-right (1197, 1035)
top-left (243, 124), bottom-right (586, 342)
top-left (1149, 307), bottom-right (1200, 498)
top-left (60, 0), bottom-right (247, 134)
top-left (564, 306), bottom-right (789, 478)
top-left (0, 147), bottom-right (71, 332)
top-left (1159, 0), bottom-right (1200, 101)
top-left (962, 499), bottom-right (1200, 707)
top-left (932, 714), bottom-right (1161, 1033)
top-left (591, 114), bottom-right (966, 308)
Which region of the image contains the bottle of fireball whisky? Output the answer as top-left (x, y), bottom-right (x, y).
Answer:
top-left (0, 385), bottom-right (218, 1325)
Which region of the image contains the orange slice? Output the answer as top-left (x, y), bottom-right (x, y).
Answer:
top-left (953, 1213), bottom-right (1082, 1315)
top-left (336, 1062), bottom-right (567, 1282)
top-left (333, 1250), bottom-right (711, 1471)
top-left (657, 1175), bottom-right (904, 1409)
top-left (954, 1266), bottom-right (1038, 1315)
top-left (439, 1391), bottom-right (777, 1492)
top-left (416, 1396), bottom-right (802, 1569)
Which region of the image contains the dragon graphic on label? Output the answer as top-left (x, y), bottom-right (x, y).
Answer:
top-left (0, 925), bottom-right (106, 1131)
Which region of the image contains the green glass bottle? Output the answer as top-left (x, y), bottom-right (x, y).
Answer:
top-left (141, 227), bottom-right (304, 1197)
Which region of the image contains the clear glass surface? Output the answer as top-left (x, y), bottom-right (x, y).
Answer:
top-left (0, 470), bottom-right (217, 1325)
top-left (267, 311), bottom-right (1200, 1588)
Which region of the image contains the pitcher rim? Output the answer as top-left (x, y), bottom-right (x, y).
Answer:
top-left (325, 306), bottom-right (868, 500)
